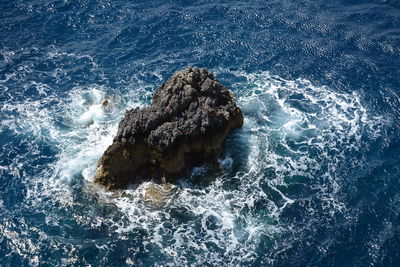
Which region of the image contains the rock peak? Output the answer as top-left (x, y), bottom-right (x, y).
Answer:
top-left (94, 67), bottom-right (243, 190)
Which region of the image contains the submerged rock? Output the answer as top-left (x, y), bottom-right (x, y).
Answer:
top-left (94, 67), bottom-right (243, 189)
top-left (139, 182), bottom-right (176, 206)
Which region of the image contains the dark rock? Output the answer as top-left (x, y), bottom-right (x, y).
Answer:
top-left (94, 67), bottom-right (243, 190)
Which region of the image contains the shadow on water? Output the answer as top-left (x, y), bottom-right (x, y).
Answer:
top-left (183, 127), bottom-right (251, 191)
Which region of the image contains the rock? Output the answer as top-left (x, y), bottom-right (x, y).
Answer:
top-left (101, 99), bottom-right (109, 107)
top-left (139, 182), bottom-right (176, 206)
top-left (93, 67), bottom-right (243, 190)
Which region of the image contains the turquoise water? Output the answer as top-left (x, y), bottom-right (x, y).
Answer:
top-left (1, 0), bottom-right (400, 266)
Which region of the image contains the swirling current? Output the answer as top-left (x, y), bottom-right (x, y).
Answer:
top-left (1, 0), bottom-right (400, 266)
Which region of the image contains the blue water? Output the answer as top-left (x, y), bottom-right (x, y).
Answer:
top-left (1, 0), bottom-right (400, 266)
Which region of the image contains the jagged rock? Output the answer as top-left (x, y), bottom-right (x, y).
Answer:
top-left (94, 67), bottom-right (243, 190)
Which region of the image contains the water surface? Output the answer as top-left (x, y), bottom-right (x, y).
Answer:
top-left (1, 0), bottom-right (400, 266)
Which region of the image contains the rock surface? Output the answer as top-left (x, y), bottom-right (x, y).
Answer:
top-left (94, 67), bottom-right (243, 189)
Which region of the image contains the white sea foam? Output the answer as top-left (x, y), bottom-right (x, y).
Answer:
top-left (1, 68), bottom-right (386, 265)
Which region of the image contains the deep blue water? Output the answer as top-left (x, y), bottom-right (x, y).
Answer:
top-left (1, 0), bottom-right (400, 266)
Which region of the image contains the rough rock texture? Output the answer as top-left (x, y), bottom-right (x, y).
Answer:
top-left (94, 67), bottom-right (243, 189)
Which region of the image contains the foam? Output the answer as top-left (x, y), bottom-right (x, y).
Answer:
top-left (0, 68), bottom-right (387, 265)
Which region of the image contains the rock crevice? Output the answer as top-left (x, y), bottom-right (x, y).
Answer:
top-left (94, 67), bottom-right (243, 189)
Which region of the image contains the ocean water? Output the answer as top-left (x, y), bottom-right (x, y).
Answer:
top-left (1, 0), bottom-right (400, 266)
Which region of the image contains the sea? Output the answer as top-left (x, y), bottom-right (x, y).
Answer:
top-left (1, 0), bottom-right (400, 266)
